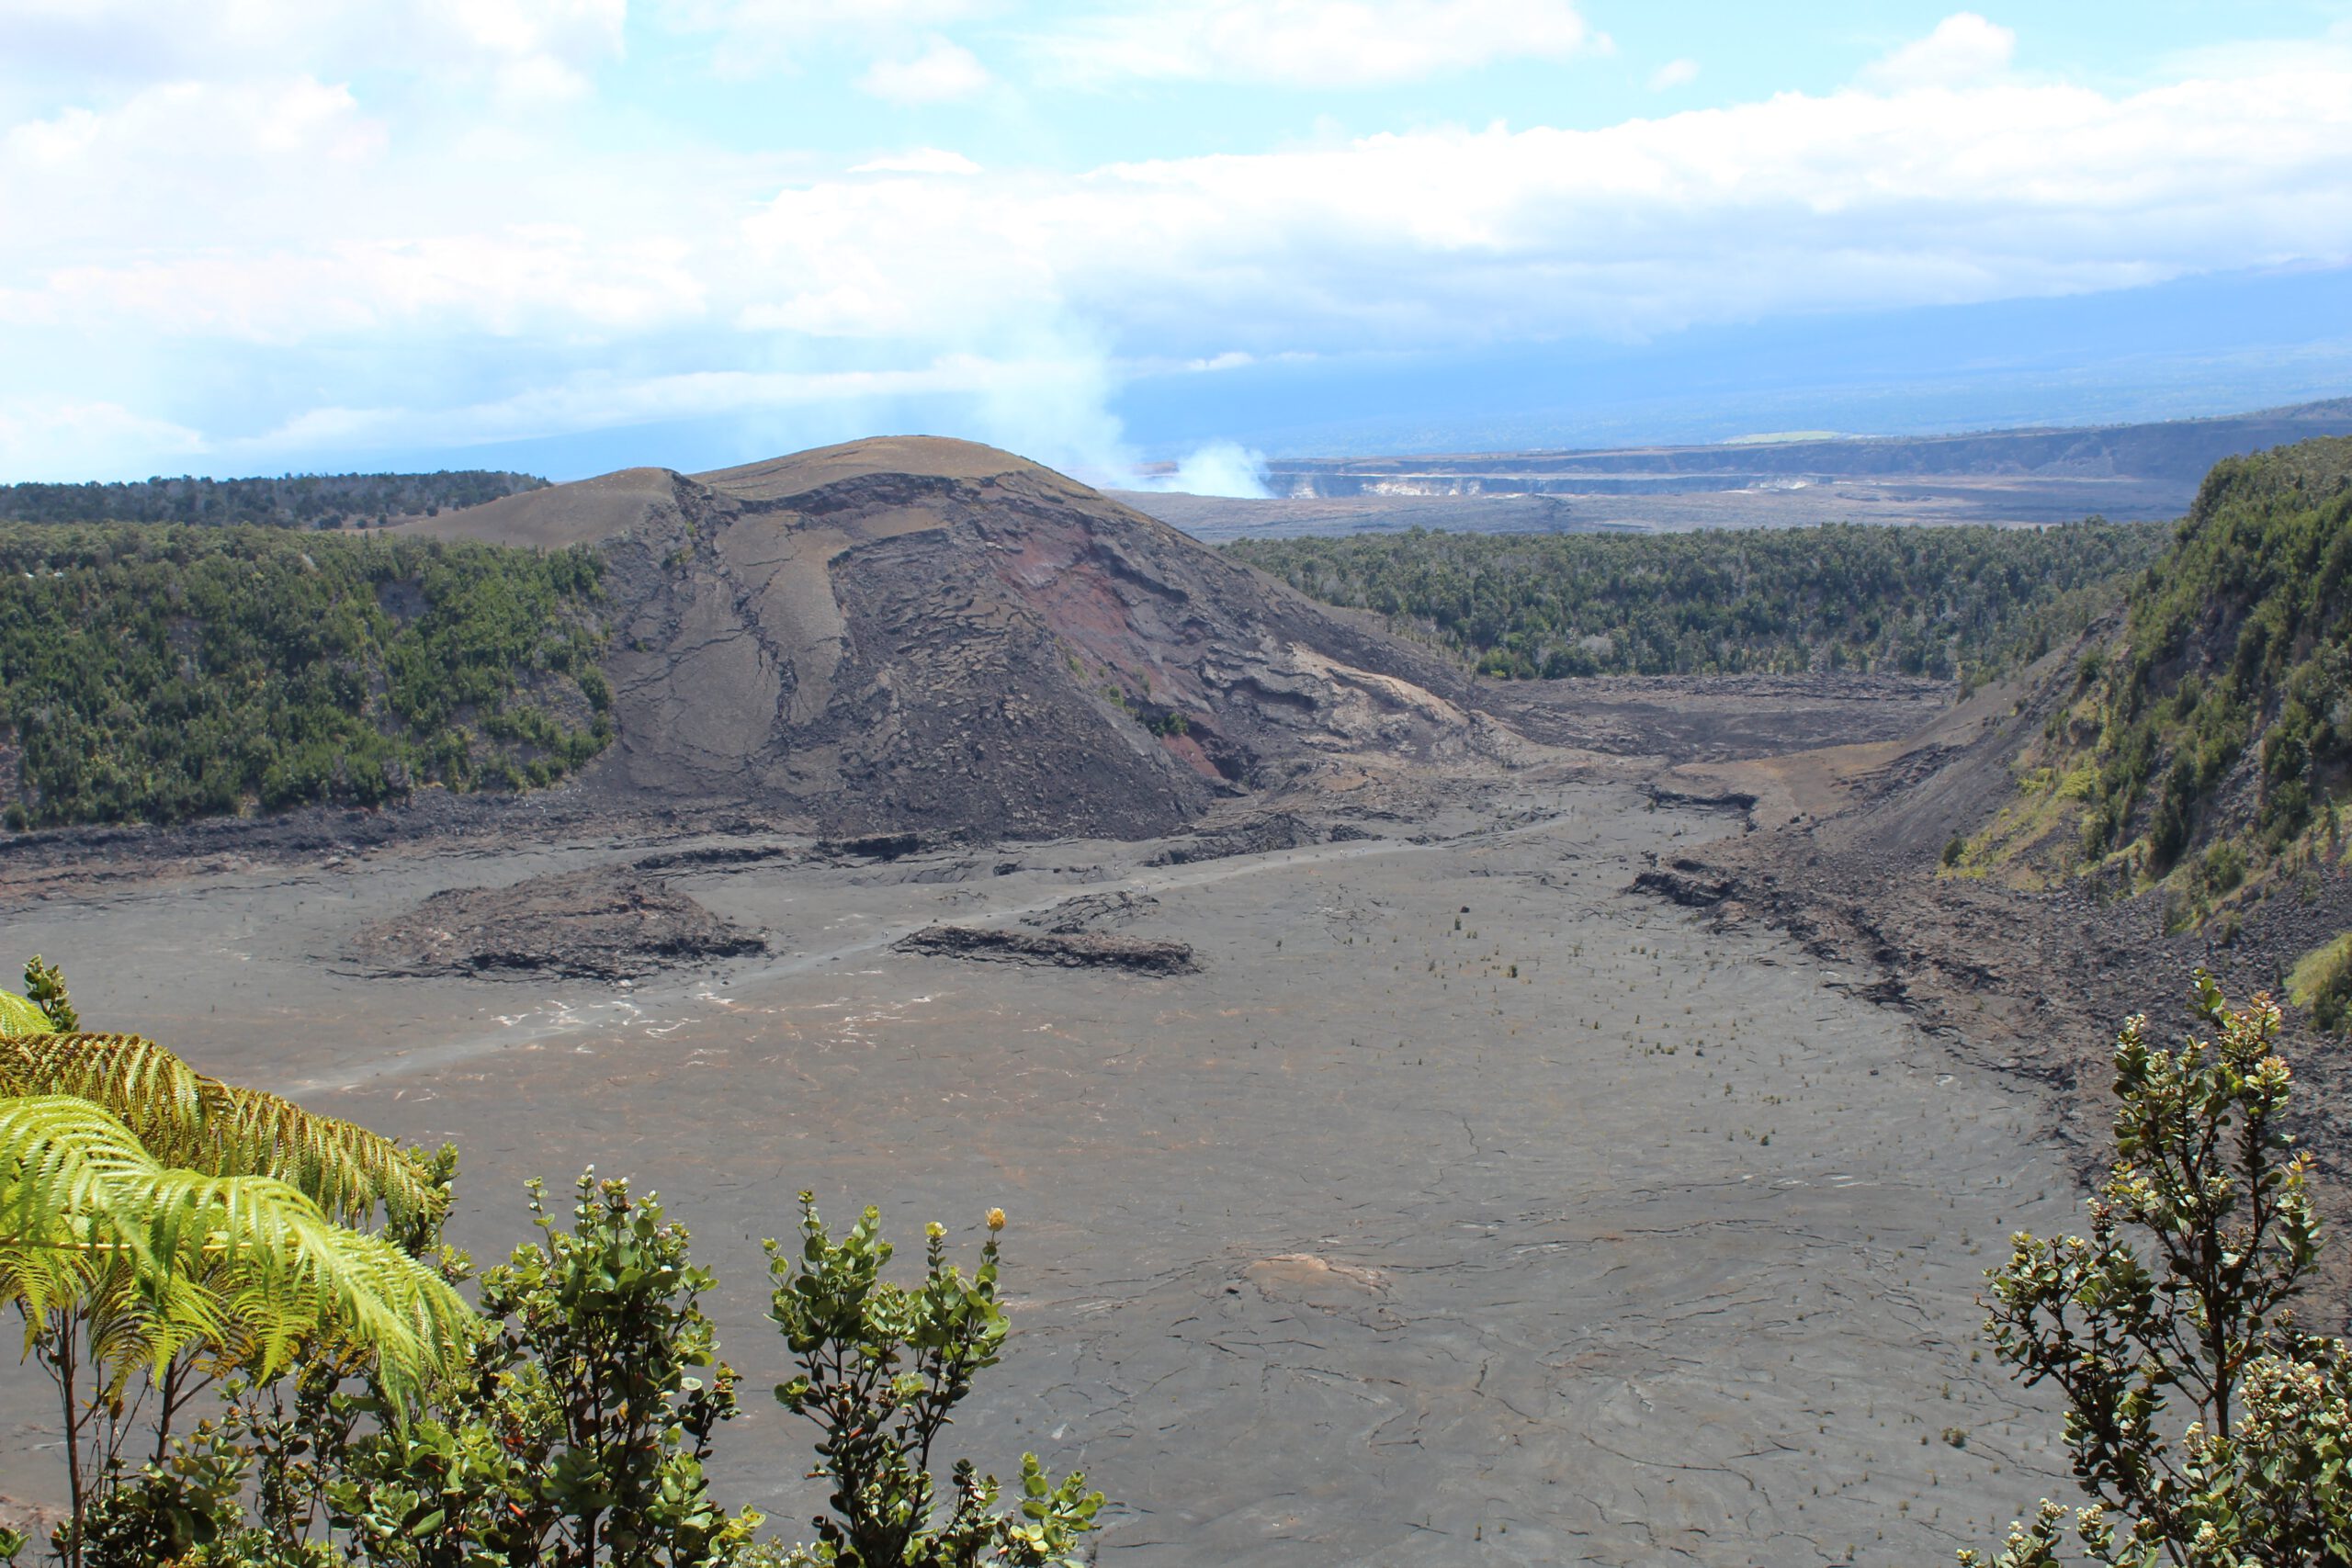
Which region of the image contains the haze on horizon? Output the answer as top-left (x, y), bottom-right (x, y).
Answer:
top-left (5, 0), bottom-right (2352, 492)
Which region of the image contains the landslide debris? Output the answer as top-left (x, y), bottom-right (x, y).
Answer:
top-left (348, 866), bottom-right (764, 980)
top-left (895, 924), bottom-right (1197, 975)
top-left (417, 436), bottom-right (1492, 843)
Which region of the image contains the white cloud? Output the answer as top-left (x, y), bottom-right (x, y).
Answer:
top-left (6, 231), bottom-right (707, 343)
top-left (7, 8), bottom-right (2352, 479)
top-left (1648, 57), bottom-right (1698, 92)
top-left (0, 398), bottom-right (206, 483)
top-left (0, 0), bottom-right (625, 105)
top-left (1034, 0), bottom-right (1596, 87)
top-left (0, 79), bottom-right (707, 341)
top-left (858, 36), bottom-right (992, 102)
top-left (848, 147), bottom-right (985, 175)
top-left (1860, 12), bottom-right (2016, 91)
top-left (729, 65), bottom-right (2352, 353)
top-left (202, 349), bottom-right (1144, 489)
top-left (656, 0), bottom-right (987, 76)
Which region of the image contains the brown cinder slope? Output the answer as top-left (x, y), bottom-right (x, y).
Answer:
top-left (418, 436), bottom-right (1487, 840)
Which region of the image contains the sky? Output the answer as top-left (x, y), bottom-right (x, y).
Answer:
top-left (4, 1), bottom-right (2352, 491)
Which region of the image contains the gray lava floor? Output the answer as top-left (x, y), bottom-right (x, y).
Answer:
top-left (0, 777), bottom-right (2077, 1565)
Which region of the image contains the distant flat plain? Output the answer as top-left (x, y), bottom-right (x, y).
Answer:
top-left (1125, 395), bottom-right (2352, 539)
top-left (1118, 473), bottom-right (2177, 541)
top-left (0, 764), bottom-right (2079, 1566)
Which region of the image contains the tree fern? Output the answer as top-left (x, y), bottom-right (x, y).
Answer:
top-left (0, 1093), bottom-right (471, 1399)
top-left (0, 1028), bottom-right (438, 1226)
top-left (0, 968), bottom-right (479, 1562)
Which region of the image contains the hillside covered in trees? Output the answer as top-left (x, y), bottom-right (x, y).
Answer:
top-left (0, 525), bottom-right (611, 828)
top-left (2075, 437), bottom-right (2352, 870)
top-left (0, 470), bottom-right (548, 530)
top-left (1227, 520), bottom-right (2165, 682)
top-left (1956, 437), bottom-right (2352, 930)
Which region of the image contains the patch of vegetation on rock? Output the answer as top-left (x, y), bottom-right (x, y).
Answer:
top-left (2067, 437), bottom-right (2352, 879)
top-left (2287, 931), bottom-right (2352, 1033)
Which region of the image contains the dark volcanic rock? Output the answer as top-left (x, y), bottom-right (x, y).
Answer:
top-left (631, 843), bottom-right (794, 872)
top-left (418, 437), bottom-right (1489, 843)
top-left (1021, 890), bottom-right (1162, 933)
top-left (1631, 866), bottom-right (1740, 907)
top-left (895, 924), bottom-right (1197, 975)
top-left (1644, 784), bottom-right (1759, 815)
top-left (348, 867), bottom-right (764, 980)
top-left (1145, 811), bottom-right (1327, 866)
top-left (811, 831), bottom-right (940, 862)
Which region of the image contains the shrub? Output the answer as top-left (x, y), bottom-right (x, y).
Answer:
top-left (767, 1198), bottom-right (1103, 1567)
top-left (1965, 974), bottom-right (2351, 1566)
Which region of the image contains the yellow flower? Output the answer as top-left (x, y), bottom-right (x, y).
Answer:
top-left (986, 1207), bottom-right (1007, 1231)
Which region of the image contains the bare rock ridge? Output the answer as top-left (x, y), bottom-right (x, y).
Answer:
top-left (420, 436), bottom-right (1488, 840)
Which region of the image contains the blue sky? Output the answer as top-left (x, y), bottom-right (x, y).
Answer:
top-left (4, 1), bottom-right (2351, 489)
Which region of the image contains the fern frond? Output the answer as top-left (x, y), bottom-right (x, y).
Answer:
top-left (0, 1033), bottom-right (437, 1227)
top-left (0, 1094), bottom-right (474, 1400)
top-left (0, 989), bottom-right (53, 1038)
top-left (80, 1256), bottom-right (222, 1402)
top-left (0, 1092), bottom-right (168, 1293)
top-left (200, 1081), bottom-right (437, 1227)
top-left (0, 1033), bottom-right (205, 1157)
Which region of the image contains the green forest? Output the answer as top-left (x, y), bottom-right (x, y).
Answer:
top-left (1227, 520), bottom-right (2167, 682)
top-left (0, 471), bottom-right (547, 531)
top-left (0, 525), bottom-right (612, 829)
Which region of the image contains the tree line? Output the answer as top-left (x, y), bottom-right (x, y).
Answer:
top-left (0, 473), bottom-right (547, 532)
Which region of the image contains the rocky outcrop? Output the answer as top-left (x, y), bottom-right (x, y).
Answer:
top-left (346, 867), bottom-right (764, 980)
top-left (895, 924), bottom-right (1198, 975)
